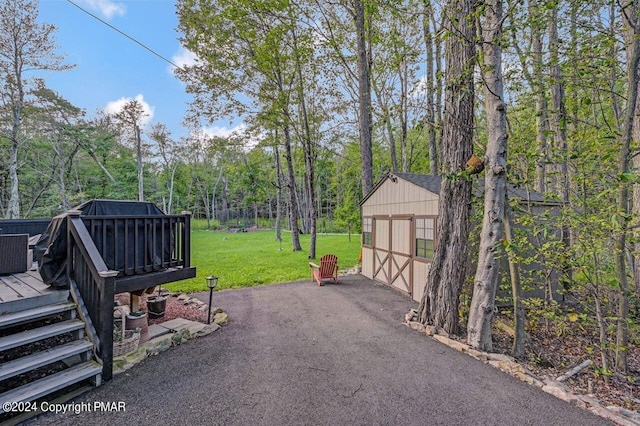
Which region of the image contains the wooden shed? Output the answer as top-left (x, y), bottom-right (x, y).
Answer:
top-left (360, 172), bottom-right (558, 303)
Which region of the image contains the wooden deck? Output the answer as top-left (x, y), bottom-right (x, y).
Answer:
top-left (0, 269), bottom-right (69, 316)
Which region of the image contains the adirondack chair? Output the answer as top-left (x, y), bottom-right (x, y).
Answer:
top-left (309, 254), bottom-right (339, 286)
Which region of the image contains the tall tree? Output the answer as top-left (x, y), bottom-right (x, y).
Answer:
top-left (289, 14), bottom-right (318, 258)
top-left (423, 0), bottom-right (441, 175)
top-left (149, 123), bottom-right (180, 214)
top-left (112, 100), bottom-right (148, 202)
top-left (418, 0), bottom-right (476, 334)
top-left (177, 0), bottom-right (304, 250)
top-left (467, 0), bottom-right (509, 351)
top-left (0, 0), bottom-right (72, 218)
top-left (615, 0), bottom-right (640, 373)
top-left (354, 0), bottom-right (374, 196)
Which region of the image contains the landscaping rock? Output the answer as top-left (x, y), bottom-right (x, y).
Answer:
top-left (542, 381), bottom-right (577, 404)
top-left (213, 312), bottom-right (229, 326)
top-left (405, 309), bottom-right (418, 323)
top-left (424, 325), bottom-right (437, 336)
top-left (124, 346), bottom-right (148, 365)
top-left (143, 334), bottom-right (173, 355)
top-left (513, 372), bottom-right (544, 388)
top-left (194, 323), bottom-right (221, 337)
top-left (159, 318), bottom-right (194, 332)
top-left (112, 358), bottom-right (128, 375)
top-left (431, 334), bottom-right (470, 353)
top-left (407, 321), bottom-right (425, 333)
top-left (484, 352), bottom-right (515, 363)
top-left (171, 329), bottom-right (191, 345)
top-left (210, 306), bottom-right (224, 315)
top-left (466, 348), bottom-right (488, 361)
top-left (488, 360), bottom-right (525, 375)
top-left (435, 329), bottom-right (450, 338)
top-left (177, 293), bottom-right (189, 301)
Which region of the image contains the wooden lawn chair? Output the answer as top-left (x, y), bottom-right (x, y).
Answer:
top-left (309, 254), bottom-right (339, 286)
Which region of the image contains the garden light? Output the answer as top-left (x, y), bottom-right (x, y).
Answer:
top-left (206, 275), bottom-right (218, 324)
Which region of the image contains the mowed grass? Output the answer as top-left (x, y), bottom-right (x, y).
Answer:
top-left (164, 230), bottom-right (361, 293)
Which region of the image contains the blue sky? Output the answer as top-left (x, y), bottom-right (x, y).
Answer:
top-left (37, 0), bottom-right (239, 141)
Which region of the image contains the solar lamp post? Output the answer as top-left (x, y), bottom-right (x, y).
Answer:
top-left (206, 275), bottom-right (218, 324)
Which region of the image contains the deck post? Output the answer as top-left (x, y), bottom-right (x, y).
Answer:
top-left (181, 211), bottom-right (192, 267)
top-left (99, 271), bottom-right (117, 381)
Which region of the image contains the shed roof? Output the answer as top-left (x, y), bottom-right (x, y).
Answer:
top-left (361, 172), bottom-right (556, 206)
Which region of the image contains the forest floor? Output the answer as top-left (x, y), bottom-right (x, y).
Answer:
top-left (488, 313), bottom-right (639, 413)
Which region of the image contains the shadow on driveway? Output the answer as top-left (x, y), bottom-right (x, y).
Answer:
top-left (30, 275), bottom-right (609, 425)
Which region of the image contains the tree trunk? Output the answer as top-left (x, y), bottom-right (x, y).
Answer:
top-left (136, 124), bottom-right (144, 202)
top-left (6, 74), bottom-right (24, 219)
top-left (400, 58), bottom-right (409, 172)
top-left (530, 0), bottom-right (548, 194)
top-left (418, 0), bottom-right (476, 335)
top-left (355, 0), bottom-right (374, 197)
top-left (290, 22), bottom-right (317, 259)
top-left (423, 0), bottom-right (438, 175)
top-left (504, 200), bottom-right (525, 357)
top-left (467, 0), bottom-right (508, 351)
top-left (626, 0), bottom-right (640, 298)
top-left (615, 0), bottom-right (640, 373)
top-left (275, 142), bottom-right (283, 243)
top-left (283, 123), bottom-right (302, 251)
top-left (548, 4), bottom-right (568, 200)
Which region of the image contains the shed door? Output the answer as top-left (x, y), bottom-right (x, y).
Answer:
top-left (372, 216), bottom-right (413, 296)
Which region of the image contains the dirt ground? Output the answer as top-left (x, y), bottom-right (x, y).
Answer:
top-left (488, 313), bottom-right (639, 412)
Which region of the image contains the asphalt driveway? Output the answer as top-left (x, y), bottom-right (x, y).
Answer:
top-left (29, 275), bottom-right (609, 425)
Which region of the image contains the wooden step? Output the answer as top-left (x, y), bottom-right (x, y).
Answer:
top-left (0, 340), bottom-right (93, 382)
top-left (0, 361), bottom-right (102, 413)
top-left (0, 302), bottom-right (76, 329)
top-left (0, 320), bottom-right (84, 352)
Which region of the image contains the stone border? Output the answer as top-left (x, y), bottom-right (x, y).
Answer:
top-left (404, 313), bottom-right (640, 426)
top-left (112, 321), bottom-right (221, 375)
top-left (111, 297), bottom-right (231, 375)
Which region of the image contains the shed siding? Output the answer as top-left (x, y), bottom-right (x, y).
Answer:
top-left (361, 173), bottom-right (561, 304)
top-left (362, 178), bottom-right (439, 217)
top-left (362, 247), bottom-right (374, 277)
top-left (412, 262), bottom-right (430, 303)
top-left (361, 177), bottom-right (439, 300)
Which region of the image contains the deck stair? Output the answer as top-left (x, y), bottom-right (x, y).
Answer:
top-left (0, 290), bottom-right (101, 419)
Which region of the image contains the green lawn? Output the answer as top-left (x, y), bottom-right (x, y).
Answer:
top-left (164, 230), bottom-right (361, 293)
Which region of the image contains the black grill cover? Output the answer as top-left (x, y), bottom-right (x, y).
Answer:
top-left (36, 200), bottom-right (170, 288)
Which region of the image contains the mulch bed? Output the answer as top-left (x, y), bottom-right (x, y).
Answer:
top-left (116, 292), bottom-right (208, 326)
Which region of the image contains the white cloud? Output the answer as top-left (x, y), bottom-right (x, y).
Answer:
top-left (198, 123), bottom-right (262, 151)
top-left (104, 94), bottom-right (155, 127)
top-left (201, 124), bottom-right (247, 139)
top-left (171, 48), bottom-right (199, 69)
top-left (79, 0), bottom-right (126, 19)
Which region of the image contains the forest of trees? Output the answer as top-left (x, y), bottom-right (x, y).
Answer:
top-left (1, 0), bottom-right (640, 375)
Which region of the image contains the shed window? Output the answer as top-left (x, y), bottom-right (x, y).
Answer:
top-left (362, 217), bottom-right (372, 247)
top-left (415, 218), bottom-right (435, 259)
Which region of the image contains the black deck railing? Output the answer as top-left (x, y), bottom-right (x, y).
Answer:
top-left (66, 211), bottom-right (118, 381)
top-left (81, 214), bottom-right (191, 277)
top-left (0, 218), bottom-right (51, 236)
top-left (2, 211), bottom-right (193, 381)
top-left (64, 210), bottom-right (193, 381)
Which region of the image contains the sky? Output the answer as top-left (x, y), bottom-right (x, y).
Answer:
top-left (37, 0), bottom-right (241, 141)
